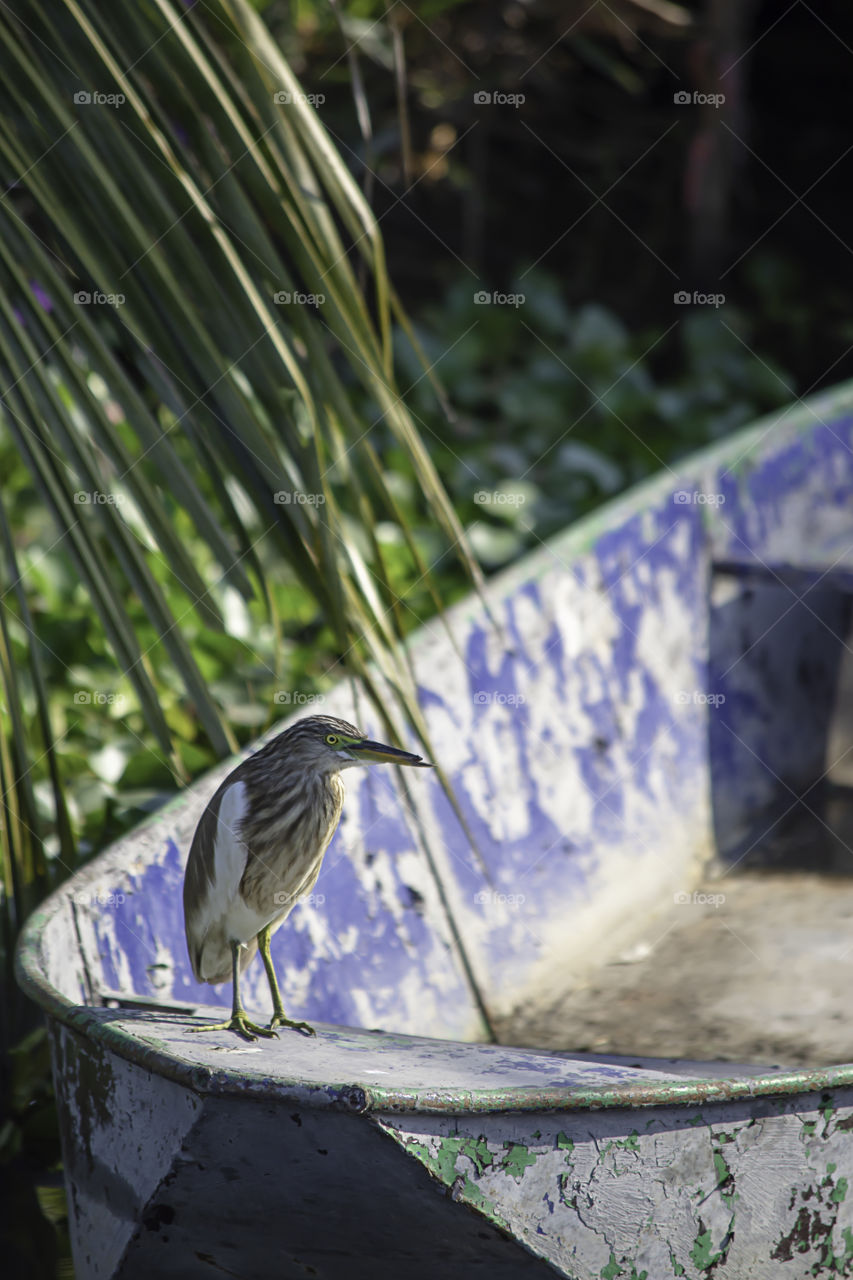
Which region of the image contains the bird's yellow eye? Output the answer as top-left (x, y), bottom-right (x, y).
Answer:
top-left (325, 733), bottom-right (339, 746)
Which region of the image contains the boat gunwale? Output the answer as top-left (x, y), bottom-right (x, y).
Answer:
top-left (21, 966), bottom-right (853, 1115)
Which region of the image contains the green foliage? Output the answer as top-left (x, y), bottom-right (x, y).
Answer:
top-left (395, 272), bottom-right (793, 566)
top-left (0, 1027), bottom-right (68, 1278)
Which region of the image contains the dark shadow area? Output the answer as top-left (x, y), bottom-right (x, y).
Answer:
top-left (708, 568), bottom-right (853, 871)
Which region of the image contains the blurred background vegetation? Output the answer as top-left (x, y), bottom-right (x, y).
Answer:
top-left (2, 0), bottom-right (851, 1273)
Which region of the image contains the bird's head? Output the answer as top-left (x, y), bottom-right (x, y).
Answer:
top-left (273, 714), bottom-right (432, 774)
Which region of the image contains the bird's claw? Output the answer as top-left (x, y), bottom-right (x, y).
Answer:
top-left (269, 1012), bottom-right (316, 1036)
top-left (191, 1014), bottom-right (279, 1042)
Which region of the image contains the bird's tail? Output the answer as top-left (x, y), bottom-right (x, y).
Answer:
top-left (191, 935), bottom-right (259, 985)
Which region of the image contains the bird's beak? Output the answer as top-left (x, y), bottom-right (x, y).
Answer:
top-left (351, 738), bottom-right (432, 767)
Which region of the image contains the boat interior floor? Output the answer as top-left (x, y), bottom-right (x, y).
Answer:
top-left (497, 797), bottom-right (853, 1068)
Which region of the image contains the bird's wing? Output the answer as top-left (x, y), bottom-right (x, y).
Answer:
top-left (211, 779), bottom-right (251, 899)
top-left (184, 779), bottom-right (270, 982)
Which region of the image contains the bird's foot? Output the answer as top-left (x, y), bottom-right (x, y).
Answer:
top-left (191, 1013), bottom-right (279, 1042)
top-left (269, 1010), bottom-right (316, 1036)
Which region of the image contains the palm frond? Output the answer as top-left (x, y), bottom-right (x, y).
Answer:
top-left (0, 0), bottom-right (478, 1043)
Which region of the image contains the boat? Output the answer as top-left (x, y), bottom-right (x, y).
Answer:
top-left (17, 381), bottom-right (853, 1278)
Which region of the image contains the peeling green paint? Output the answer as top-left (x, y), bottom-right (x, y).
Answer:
top-left (458, 1175), bottom-right (500, 1219)
top-left (603, 1130), bottom-right (640, 1155)
top-left (463, 1137), bottom-right (494, 1176)
top-left (391, 1135), bottom-right (509, 1232)
top-left (557, 1171), bottom-right (577, 1210)
top-left (822, 1101), bottom-right (836, 1137)
top-left (815, 1227), bottom-right (853, 1276)
top-left (400, 1134), bottom-right (496, 1183)
top-left (830, 1176), bottom-right (848, 1204)
top-left (691, 1229), bottom-right (725, 1270)
top-left (500, 1142), bottom-right (538, 1181)
top-left (713, 1148), bottom-right (737, 1210)
top-left (391, 1104), bottom-right (853, 1280)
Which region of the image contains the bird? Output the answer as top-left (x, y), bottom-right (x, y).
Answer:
top-left (183, 713), bottom-right (431, 1041)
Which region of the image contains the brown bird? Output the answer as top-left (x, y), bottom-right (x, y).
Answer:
top-left (183, 714), bottom-right (431, 1040)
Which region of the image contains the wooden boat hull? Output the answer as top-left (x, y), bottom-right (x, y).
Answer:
top-left (18, 381), bottom-right (853, 1277)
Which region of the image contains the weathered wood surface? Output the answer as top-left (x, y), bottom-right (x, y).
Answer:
top-left (17, 380), bottom-right (853, 1278)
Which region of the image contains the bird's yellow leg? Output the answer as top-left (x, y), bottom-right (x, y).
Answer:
top-left (258, 924), bottom-right (315, 1035)
top-left (192, 939), bottom-right (278, 1042)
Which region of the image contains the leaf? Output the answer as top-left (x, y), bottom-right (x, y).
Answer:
top-left (0, 0), bottom-right (480, 1055)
